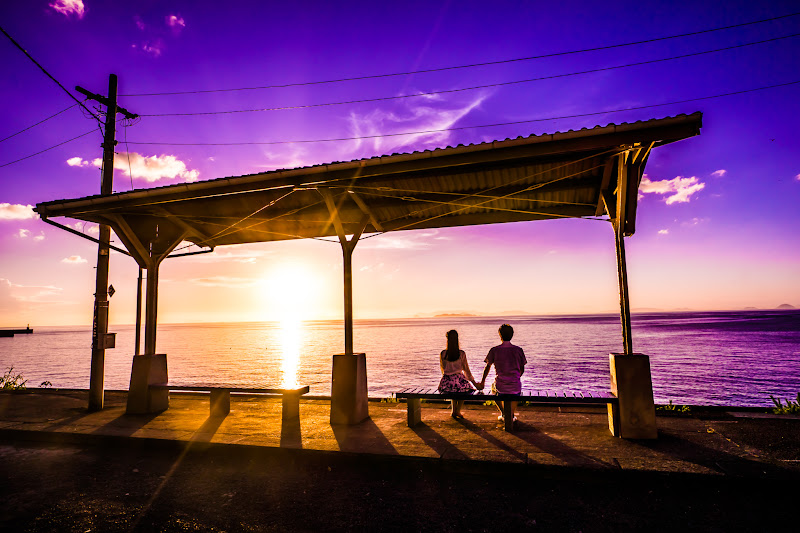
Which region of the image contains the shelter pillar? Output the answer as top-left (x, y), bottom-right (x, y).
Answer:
top-left (321, 189), bottom-right (371, 424)
top-left (110, 217), bottom-right (186, 414)
top-left (607, 151), bottom-right (657, 439)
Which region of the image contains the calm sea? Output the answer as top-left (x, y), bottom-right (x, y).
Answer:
top-left (1, 310), bottom-right (799, 407)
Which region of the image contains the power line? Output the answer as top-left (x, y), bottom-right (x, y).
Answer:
top-left (0, 104), bottom-right (77, 143)
top-left (125, 79), bottom-right (800, 147)
top-left (0, 25), bottom-right (103, 125)
top-left (139, 33), bottom-right (800, 117)
top-left (0, 130), bottom-right (96, 168)
top-left (121, 11), bottom-right (800, 97)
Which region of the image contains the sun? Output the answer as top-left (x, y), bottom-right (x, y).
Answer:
top-left (262, 262), bottom-right (319, 323)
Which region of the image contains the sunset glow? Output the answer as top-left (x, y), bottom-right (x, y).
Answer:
top-left (1, 2), bottom-right (798, 327)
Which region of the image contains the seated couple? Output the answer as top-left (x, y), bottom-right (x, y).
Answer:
top-left (438, 324), bottom-right (526, 424)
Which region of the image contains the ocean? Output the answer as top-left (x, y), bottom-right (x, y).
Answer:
top-left (1, 310), bottom-right (799, 407)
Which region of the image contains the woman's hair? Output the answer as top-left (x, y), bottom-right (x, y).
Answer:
top-left (445, 329), bottom-right (461, 361)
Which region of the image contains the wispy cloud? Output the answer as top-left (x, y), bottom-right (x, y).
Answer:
top-left (67, 152), bottom-right (199, 182)
top-left (711, 169), bottom-right (727, 177)
top-left (346, 92), bottom-right (489, 156)
top-left (0, 278), bottom-right (63, 307)
top-left (795, 173), bottom-right (800, 182)
top-left (189, 276), bottom-right (261, 288)
top-left (16, 229), bottom-right (30, 238)
top-left (61, 255), bottom-right (87, 264)
top-left (49, 0), bottom-right (84, 18)
top-left (681, 217), bottom-right (709, 227)
top-left (658, 229), bottom-right (669, 235)
top-left (259, 147), bottom-right (316, 171)
top-left (190, 244), bottom-right (273, 264)
top-left (0, 203), bottom-right (38, 220)
top-left (359, 230), bottom-right (441, 250)
top-left (640, 175), bottom-right (705, 204)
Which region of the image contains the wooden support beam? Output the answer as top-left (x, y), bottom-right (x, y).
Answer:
top-left (348, 191), bottom-right (384, 232)
top-left (596, 156), bottom-right (617, 216)
top-left (106, 214), bottom-right (150, 268)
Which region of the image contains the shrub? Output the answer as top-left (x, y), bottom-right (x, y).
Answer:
top-left (656, 400), bottom-right (691, 413)
top-left (770, 393), bottom-right (800, 415)
top-left (1, 367), bottom-right (27, 390)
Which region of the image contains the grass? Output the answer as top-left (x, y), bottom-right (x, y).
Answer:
top-left (770, 393), bottom-right (800, 415)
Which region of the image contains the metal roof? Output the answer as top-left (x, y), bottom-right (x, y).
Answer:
top-left (35, 113), bottom-right (702, 265)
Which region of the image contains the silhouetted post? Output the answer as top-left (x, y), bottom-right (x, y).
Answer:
top-left (614, 152), bottom-right (633, 355)
top-left (77, 74), bottom-right (138, 411)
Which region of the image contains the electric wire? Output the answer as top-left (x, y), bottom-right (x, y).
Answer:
top-left (0, 24), bottom-right (104, 125)
top-left (125, 79), bottom-right (800, 148)
top-left (120, 12), bottom-right (800, 97)
top-left (0, 130), bottom-right (96, 168)
top-left (0, 104), bottom-right (77, 143)
top-left (138, 33), bottom-right (800, 117)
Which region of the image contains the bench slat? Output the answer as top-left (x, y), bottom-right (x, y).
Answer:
top-left (149, 385), bottom-right (310, 395)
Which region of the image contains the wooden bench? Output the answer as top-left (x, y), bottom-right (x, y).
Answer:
top-left (149, 384), bottom-right (310, 420)
top-left (395, 388), bottom-right (618, 431)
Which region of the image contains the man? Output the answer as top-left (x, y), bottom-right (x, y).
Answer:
top-left (478, 323), bottom-right (526, 425)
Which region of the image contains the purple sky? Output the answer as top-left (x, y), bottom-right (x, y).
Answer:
top-left (1, 1), bottom-right (799, 326)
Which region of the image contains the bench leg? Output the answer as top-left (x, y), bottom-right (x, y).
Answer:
top-left (210, 389), bottom-right (230, 416)
top-left (407, 398), bottom-right (421, 427)
top-left (503, 400), bottom-right (515, 432)
top-left (282, 393), bottom-right (301, 423)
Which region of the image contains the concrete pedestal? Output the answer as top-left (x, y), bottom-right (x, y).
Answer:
top-left (330, 353), bottom-right (369, 425)
top-left (126, 354), bottom-right (169, 414)
top-left (608, 353), bottom-right (657, 439)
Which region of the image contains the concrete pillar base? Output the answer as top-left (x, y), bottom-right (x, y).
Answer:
top-left (210, 389), bottom-right (230, 416)
top-left (126, 354), bottom-right (169, 414)
top-left (330, 353), bottom-right (369, 425)
top-left (609, 353), bottom-right (657, 439)
top-left (282, 392), bottom-right (301, 423)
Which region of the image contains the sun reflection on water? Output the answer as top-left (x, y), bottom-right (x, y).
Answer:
top-left (279, 316), bottom-right (301, 388)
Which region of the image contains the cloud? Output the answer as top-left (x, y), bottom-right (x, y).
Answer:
top-left (189, 276), bottom-right (260, 288)
top-left (795, 173), bottom-right (800, 182)
top-left (166, 15), bottom-right (185, 28)
top-left (49, 0), bottom-right (84, 18)
top-left (640, 175), bottom-right (705, 204)
top-left (141, 40), bottom-right (163, 57)
top-left (190, 244), bottom-right (272, 263)
top-left (66, 156), bottom-right (101, 167)
top-left (0, 203), bottom-right (38, 220)
top-left (33, 232), bottom-right (45, 242)
top-left (61, 255), bottom-right (87, 264)
top-left (681, 217), bottom-right (709, 227)
top-left (0, 278), bottom-right (63, 309)
top-left (658, 229), bottom-right (669, 235)
top-left (260, 147), bottom-right (317, 171)
top-left (346, 92), bottom-right (488, 155)
top-left (16, 229), bottom-right (30, 238)
top-left (711, 169), bottom-right (726, 177)
top-left (359, 230), bottom-right (441, 250)
top-left (67, 152), bottom-right (199, 182)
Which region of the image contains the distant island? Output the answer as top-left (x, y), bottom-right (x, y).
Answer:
top-left (777, 303), bottom-right (796, 309)
top-left (434, 313), bottom-right (478, 317)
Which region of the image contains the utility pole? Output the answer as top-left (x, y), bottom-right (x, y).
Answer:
top-left (76, 74), bottom-right (137, 411)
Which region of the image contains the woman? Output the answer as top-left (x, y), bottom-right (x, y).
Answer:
top-left (438, 329), bottom-right (477, 419)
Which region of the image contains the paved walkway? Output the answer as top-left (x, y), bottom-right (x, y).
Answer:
top-left (1, 390), bottom-right (798, 478)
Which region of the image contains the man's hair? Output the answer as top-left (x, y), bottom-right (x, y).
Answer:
top-left (499, 324), bottom-right (514, 341)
